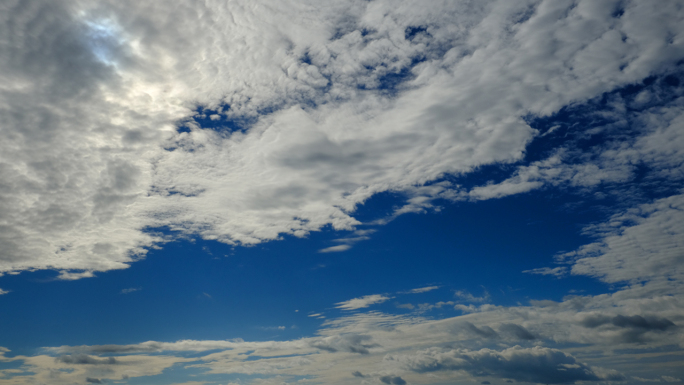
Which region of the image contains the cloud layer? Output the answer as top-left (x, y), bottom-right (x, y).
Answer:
top-left (2, 0), bottom-right (683, 278)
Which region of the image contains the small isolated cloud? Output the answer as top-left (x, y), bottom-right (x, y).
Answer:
top-left (408, 286), bottom-right (440, 294)
top-left (523, 267), bottom-right (567, 277)
top-left (318, 244), bottom-right (351, 253)
top-left (318, 230), bottom-right (374, 253)
top-left (454, 290), bottom-right (490, 303)
top-left (0, 288), bottom-right (9, 295)
top-left (396, 303), bottom-right (415, 310)
top-left (308, 313), bottom-right (325, 319)
top-left (260, 326), bottom-right (286, 331)
top-left (335, 294), bottom-right (390, 310)
top-left (120, 287), bottom-right (141, 294)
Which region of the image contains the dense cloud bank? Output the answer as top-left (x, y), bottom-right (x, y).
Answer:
top-left (1, 0), bottom-right (683, 279)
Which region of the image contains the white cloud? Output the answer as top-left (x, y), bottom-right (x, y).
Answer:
top-left (407, 286), bottom-right (439, 294)
top-left (454, 290), bottom-right (490, 303)
top-left (1, 0), bottom-right (683, 277)
top-left (120, 287), bottom-right (141, 294)
top-left (0, 288), bottom-right (8, 295)
top-left (318, 244), bottom-right (352, 253)
top-left (335, 294), bottom-right (390, 310)
top-left (558, 193), bottom-right (684, 284)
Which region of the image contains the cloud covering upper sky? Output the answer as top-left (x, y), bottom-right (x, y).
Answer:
top-left (1, 0), bottom-right (684, 384)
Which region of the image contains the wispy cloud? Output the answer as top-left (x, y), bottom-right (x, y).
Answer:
top-left (317, 244), bottom-right (351, 253)
top-left (120, 287), bottom-right (141, 294)
top-left (335, 295), bottom-right (390, 310)
top-left (407, 286), bottom-right (440, 294)
top-left (523, 267), bottom-right (567, 277)
top-left (317, 230), bottom-right (375, 253)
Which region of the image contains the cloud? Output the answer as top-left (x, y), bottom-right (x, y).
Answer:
top-left (86, 378), bottom-right (103, 384)
top-left (454, 290), bottom-right (490, 303)
top-left (0, 288), bottom-right (8, 295)
top-left (498, 323), bottom-right (536, 341)
top-left (335, 295), bottom-right (390, 310)
top-left (462, 322), bottom-right (498, 339)
top-left (120, 287), bottom-right (140, 294)
top-left (387, 346), bottom-right (612, 384)
top-left (523, 267), bottom-right (567, 277)
top-left (318, 229), bottom-right (373, 253)
top-left (380, 375), bottom-right (407, 385)
top-left (318, 244), bottom-right (352, 253)
top-left (407, 286), bottom-right (439, 294)
top-left (309, 334), bottom-right (378, 354)
top-left (566, 193), bottom-right (684, 284)
top-left (1, 0), bottom-right (683, 278)
top-left (56, 354), bottom-right (117, 365)
top-left (579, 314), bottom-right (677, 343)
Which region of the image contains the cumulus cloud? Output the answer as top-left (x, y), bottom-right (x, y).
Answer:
top-left (336, 294), bottom-right (391, 310)
top-left (1, 0), bottom-right (683, 278)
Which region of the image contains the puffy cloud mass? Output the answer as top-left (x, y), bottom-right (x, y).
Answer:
top-left (1, 0), bottom-right (683, 278)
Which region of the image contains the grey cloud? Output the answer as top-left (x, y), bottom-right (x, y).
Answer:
top-left (498, 323), bottom-right (536, 340)
top-left (380, 375), bottom-right (407, 385)
top-left (351, 370), bottom-right (366, 378)
top-left (481, 382), bottom-right (491, 385)
top-left (580, 314), bottom-right (677, 343)
top-left (86, 378), bottom-right (103, 384)
top-left (611, 315), bottom-right (676, 331)
top-left (309, 334), bottom-right (379, 354)
top-left (57, 354), bottom-right (117, 365)
top-left (388, 346), bottom-right (611, 384)
top-left (580, 314), bottom-right (676, 330)
top-left (462, 322), bottom-right (498, 339)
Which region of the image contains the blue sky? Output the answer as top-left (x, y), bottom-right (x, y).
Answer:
top-left (1, 1), bottom-right (684, 384)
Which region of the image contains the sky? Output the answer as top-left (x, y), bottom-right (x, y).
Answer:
top-left (0, 0), bottom-right (684, 384)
